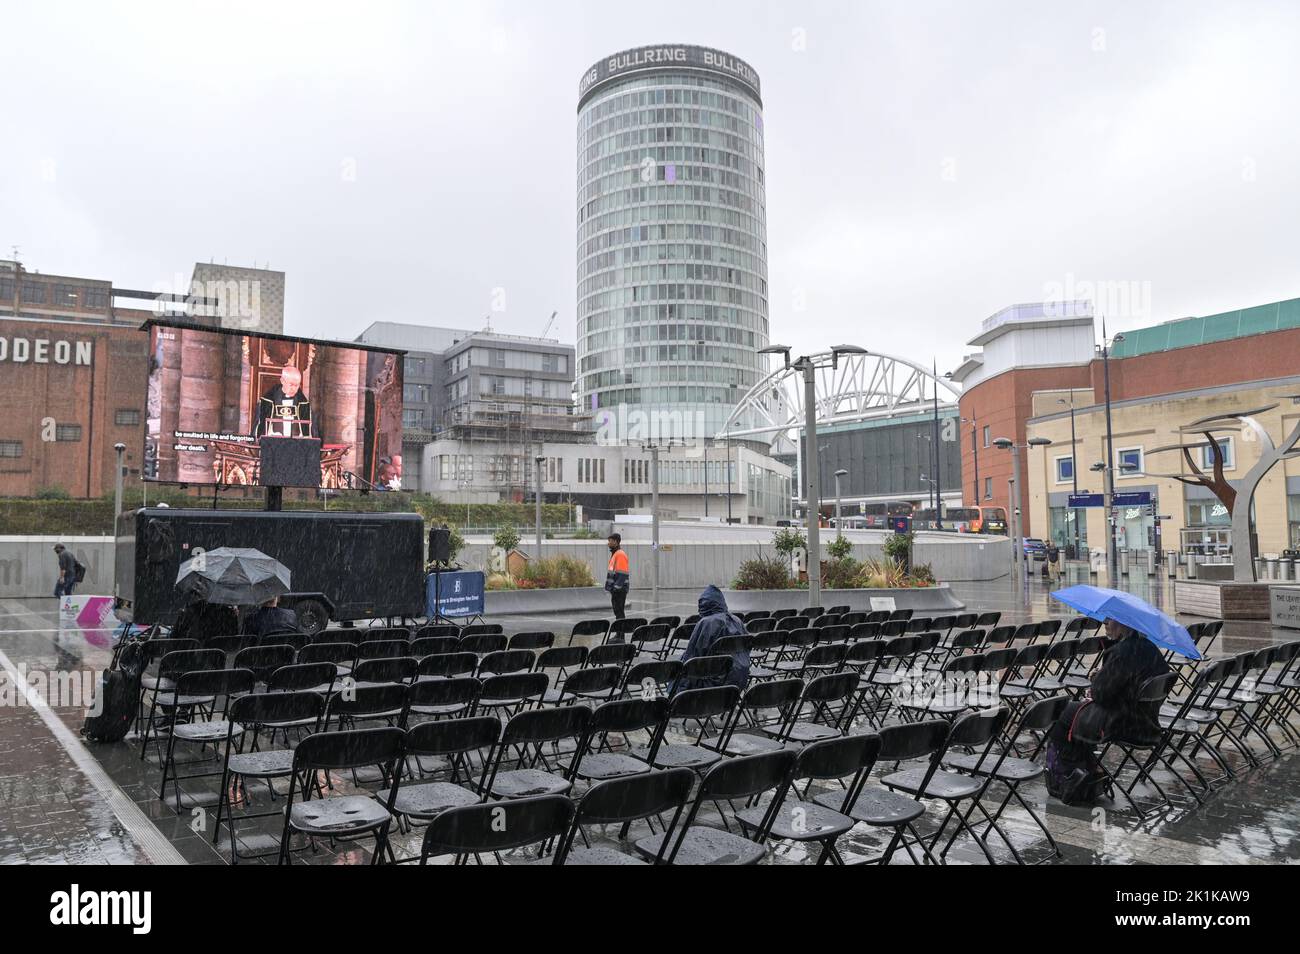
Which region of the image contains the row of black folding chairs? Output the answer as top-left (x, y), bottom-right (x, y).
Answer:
top-left (181, 670), bottom-right (1069, 864)
top-left (1096, 639), bottom-right (1300, 820)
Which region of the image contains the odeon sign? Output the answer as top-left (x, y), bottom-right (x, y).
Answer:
top-left (0, 336), bottom-right (94, 365)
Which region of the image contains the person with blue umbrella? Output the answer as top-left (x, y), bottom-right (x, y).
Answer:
top-left (1041, 585), bottom-right (1182, 804)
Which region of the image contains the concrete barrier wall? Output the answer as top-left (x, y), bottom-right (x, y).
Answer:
top-left (0, 529), bottom-right (1010, 600)
top-left (461, 534), bottom-right (1010, 592)
top-left (0, 536), bottom-right (116, 598)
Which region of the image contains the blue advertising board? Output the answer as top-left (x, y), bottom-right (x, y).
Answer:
top-left (426, 570), bottom-right (486, 618)
top-left (890, 515), bottom-right (912, 534)
top-left (1068, 493), bottom-right (1105, 508)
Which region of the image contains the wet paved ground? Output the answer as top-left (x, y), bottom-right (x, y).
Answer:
top-left (2, 563), bottom-right (1298, 865)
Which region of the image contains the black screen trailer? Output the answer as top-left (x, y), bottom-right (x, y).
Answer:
top-left (116, 508), bottom-right (425, 633)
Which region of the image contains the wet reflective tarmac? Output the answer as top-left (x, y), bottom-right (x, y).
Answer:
top-left (1, 564), bottom-right (1297, 865)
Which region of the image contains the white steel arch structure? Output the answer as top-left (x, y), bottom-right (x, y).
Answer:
top-left (718, 350), bottom-right (961, 444)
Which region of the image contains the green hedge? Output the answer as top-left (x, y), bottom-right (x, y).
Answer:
top-left (0, 492), bottom-right (572, 537)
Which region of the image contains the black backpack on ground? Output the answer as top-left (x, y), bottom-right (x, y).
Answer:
top-left (82, 639), bottom-right (146, 743)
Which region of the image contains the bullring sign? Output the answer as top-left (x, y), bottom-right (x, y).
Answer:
top-left (0, 336), bottom-right (94, 365)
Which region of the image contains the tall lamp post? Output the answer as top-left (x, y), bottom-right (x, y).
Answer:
top-left (833, 468), bottom-right (848, 529)
top-left (759, 343), bottom-right (868, 607)
top-left (112, 442), bottom-right (126, 588)
top-left (961, 416), bottom-right (979, 505)
top-left (642, 440), bottom-right (677, 609)
top-left (725, 424), bottom-right (734, 524)
top-left (534, 455), bottom-right (545, 560)
top-left (1099, 326), bottom-right (1126, 580)
top-left (992, 436), bottom-right (1053, 570)
top-left (1057, 397), bottom-right (1080, 560)
top-left (917, 434), bottom-right (934, 513)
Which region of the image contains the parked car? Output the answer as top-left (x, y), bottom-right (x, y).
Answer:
top-left (1022, 538), bottom-right (1047, 562)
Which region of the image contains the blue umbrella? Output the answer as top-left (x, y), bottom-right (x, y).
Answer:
top-left (1051, 584), bottom-right (1201, 659)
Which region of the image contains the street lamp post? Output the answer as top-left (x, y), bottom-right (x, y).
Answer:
top-left (112, 442), bottom-right (126, 588)
top-left (962, 416), bottom-right (979, 505)
top-left (993, 436), bottom-right (1052, 573)
top-left (643, 441), bottom-right (676, 609)
top-left (834, 468), bottom-right (848, 529)
top-left (760, 343), bottom-right (867, 607)
top-left (1058, 397), bottom-right (1081, 560)
top-left (534, 455), bottom-right (545, 561)
top-left (917, 434), bottom-right (934, 512)
top-left (1100, 325), bottom-right (1126, 579)
top-left (725, 425), bottom-right (733, 524)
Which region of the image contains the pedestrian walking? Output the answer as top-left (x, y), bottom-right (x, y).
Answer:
top-left (53, 543), bottom-right (78, 598)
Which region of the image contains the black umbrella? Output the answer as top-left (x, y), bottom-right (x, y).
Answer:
top-left (175, 547), bottom-right (291, 605)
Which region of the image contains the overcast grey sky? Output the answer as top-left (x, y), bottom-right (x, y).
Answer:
top-left (4, 0), bottom-right (1298, 374)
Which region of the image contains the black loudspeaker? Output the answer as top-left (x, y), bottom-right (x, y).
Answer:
top-left (429, 527), bottom-right (451, 564)
top-left (260, 437), bottom-right (322, 488)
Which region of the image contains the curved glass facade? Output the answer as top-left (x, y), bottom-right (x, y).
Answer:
top-left (577, 48), bottom-right (768, 441)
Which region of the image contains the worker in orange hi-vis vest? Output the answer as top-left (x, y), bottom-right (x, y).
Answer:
top-left (604, 532), bottom-right (631, 622)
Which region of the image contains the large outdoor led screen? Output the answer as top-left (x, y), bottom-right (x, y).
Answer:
top-left (143, 320), bottom-right (404, 490)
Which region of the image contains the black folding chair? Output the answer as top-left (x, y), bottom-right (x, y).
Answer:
top-left (477, 672), bottom-right (549, 718)
top-left (535, 645), bottom-right (588, 683)
top-left (461, 624), bottom-right (504, 637)
top-left (352, 657), bottom-right (419, 686)
top-left (813, 720), bottom-right (943, 865)
top-left (417, 651), bottom-right (478, 681)
top-left (941, 695), bottom-right (1072, 863)
top-left (633, 749), bottom-right (797, 865)
top-left (386, 716), bottom-right (502, 860)
top-left (555, 768), bottom-right (695, 865)
top-left (624, 660), bottom-right (683, 700)
top-left (574, 698), bottom-right (669, 782)
top-left (509, 631), bottom-right (555, 651)
top-left (326, 682), bottom-right (409, 732)
top-left (420, 794), bottom-right (575, 865)
top-left (569, 618), bottom-right (610, 645)
top-left (715, 678), bottom-right (803, 756)
top-left (139, 648), bottom-right (226, 759)
top-left (278, 727), bottom-right (406, 864)
top-left (477, 649), bottom-right (537, 677)
top-left (629, 623), bottom-right (672, 657)
top-left (411, 635), bottom-right (460, 657)
top-left (213, 690), bottom-right (326, 864)
top-left (297, 641), bottom-right (356, 679)
top-left (879, 709), bottom-right (1012, 865)
top-left (542, 665), bottom-right (621, 706)
top-left (587, 642), bottom-right (636, 674)
top-left (459, 633), bottom-right (508, 656)
top-left (761, 672), bottom-right (858, 745)
top-left (738, 733), bottom-right (877, 864)
top-left (356, 639), bottom-right (411, 662)
top-left (606, 617), bottom-right (649, 644)
top-left (416, 623), bottom-right (461, 640)
top-left (477, 705), bottom-right (593, 800)
top-left (635, 685), bottom-right (739, 773)
top-left (159, 667), bottom-right (256, 810)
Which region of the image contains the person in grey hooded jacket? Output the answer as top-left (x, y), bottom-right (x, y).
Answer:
top-left (676, 584), bottom-right (750, 691)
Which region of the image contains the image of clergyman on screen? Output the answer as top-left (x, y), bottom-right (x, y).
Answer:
top-left (253, 365), bottom-right (317, 439)
top-left (143, 321), bottom-right (402, 489)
